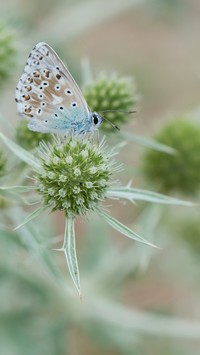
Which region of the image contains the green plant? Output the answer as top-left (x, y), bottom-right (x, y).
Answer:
top-left (0, 21), bottom-right (17, 87)
top-left (0, 131), bottom-right (192, 297)
top-left (84, 74), bottom-right (138, 131)
top-left (142, 118), bottom-right (200, 195)
top-left (0, 145), bottom-right (6, 177)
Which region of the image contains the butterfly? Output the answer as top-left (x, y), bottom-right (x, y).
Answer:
top-left (15, 42), bottom-right (103, 136)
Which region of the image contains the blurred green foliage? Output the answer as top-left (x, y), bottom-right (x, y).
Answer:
top-left (0, 145), bottom-right (6, 177)
top-left (142, 118), bottom-right (200, 195)
top-left (15, 120), bottom-right (52, 150)
top-left (0, 21), bottom-right (17, 87)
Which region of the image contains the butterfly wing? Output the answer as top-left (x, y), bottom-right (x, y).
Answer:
top-left (15, 42), bottom-right (90, 134)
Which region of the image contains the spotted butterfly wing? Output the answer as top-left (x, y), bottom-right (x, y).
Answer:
top-left (15, 42), bottom-right (94, 135)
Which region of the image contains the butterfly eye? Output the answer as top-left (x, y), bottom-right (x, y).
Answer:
top-left (93, 114), bottom-right (99, 125)
top-left (92, 113), bottom-right (102, 127)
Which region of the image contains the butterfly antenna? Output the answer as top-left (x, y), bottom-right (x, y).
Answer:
top-left (100, 109), bottom-right (136, 114)
top-left (102, 116), bottom-right (120, 131)
top-left (100, 109), bottom-right (136, 131)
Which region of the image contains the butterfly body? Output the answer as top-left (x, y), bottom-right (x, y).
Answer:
top-left (15, 42), bottom-right (103, 135)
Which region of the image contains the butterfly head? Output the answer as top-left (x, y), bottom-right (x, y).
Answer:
top-left (91, 112), bottom-right (103, 130)
top-left (91, 111), bottom-right (121, 132)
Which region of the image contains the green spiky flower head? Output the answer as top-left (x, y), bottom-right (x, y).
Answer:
top-left (142, 118), bottom-right (200, 195)
top-left (0, 21), bottom-right (17, 87)
top-left (35, 137), bottom-right (116, 217)
top-left (83, 74), bottom-right (138, 132)
top-left (15, 120), bottom-right (52, 150)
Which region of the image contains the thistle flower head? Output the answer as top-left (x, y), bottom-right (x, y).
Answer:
top-left (35, 137), bottom-right (116, 217)
top-left (15, 120), bottom-right (52, 150)
top-left (142, 118), bottom-right (200, 195)
top-left (83, 74), bottom-right (138, 132)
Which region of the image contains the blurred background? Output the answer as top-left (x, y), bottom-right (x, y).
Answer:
top-left (1, 0), bottom-right (200, 354)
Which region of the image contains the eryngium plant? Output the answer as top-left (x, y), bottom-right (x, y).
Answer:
top-left (36, 137), bottom-right (114, 216)
top-left (0, 133), bottom-right (193, 297)
top-left (142, 118), bottom-right (200, 195)
top-left (83, 74), bottom-right (138, 132)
